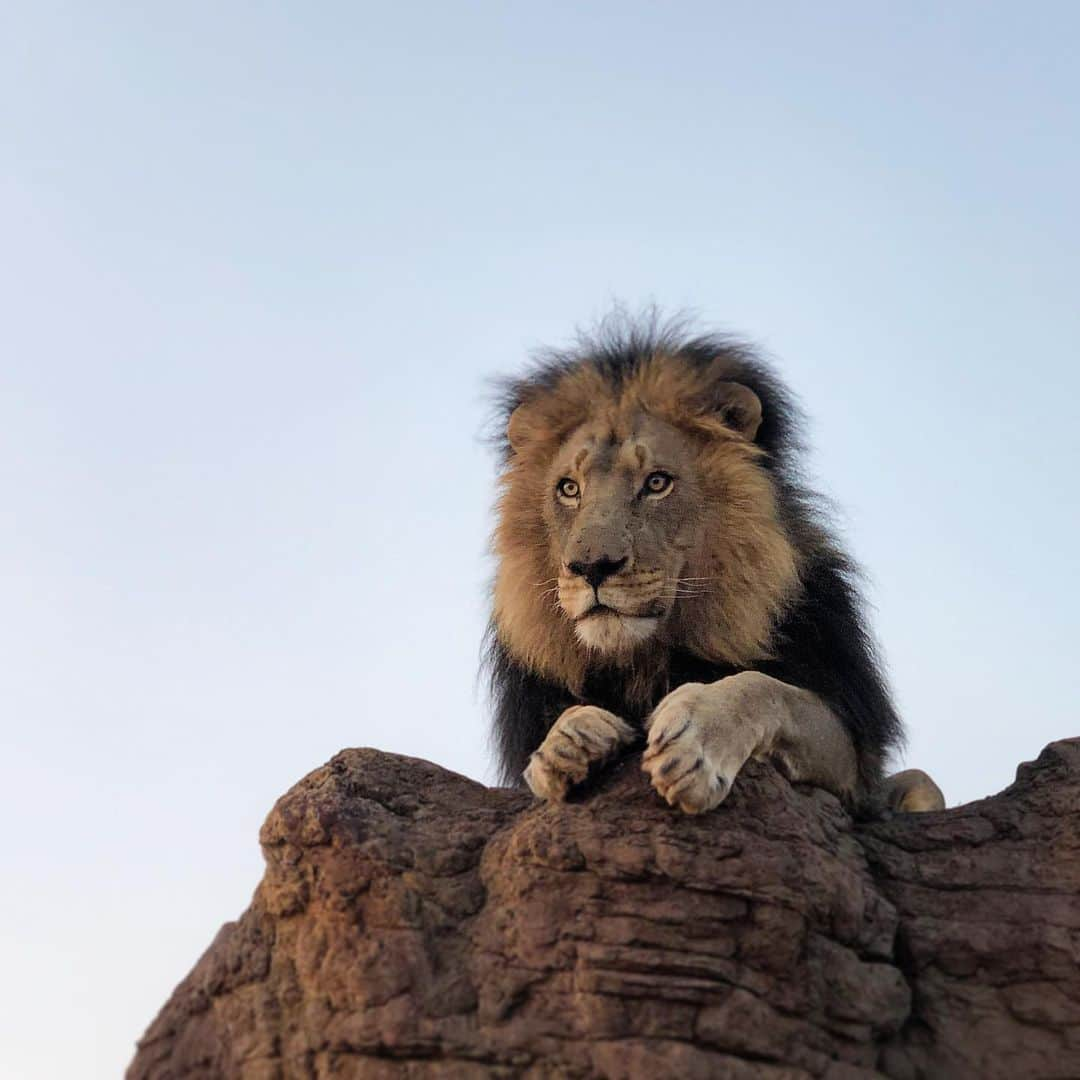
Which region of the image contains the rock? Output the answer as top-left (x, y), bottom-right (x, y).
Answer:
top-left (129, 740), bottom-right (1080, 1078)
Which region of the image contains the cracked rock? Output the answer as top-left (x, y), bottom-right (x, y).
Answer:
top-left (129, 739), bottom-right (1080, 1078)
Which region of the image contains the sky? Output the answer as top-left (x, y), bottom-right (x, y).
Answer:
top-left (2, 3), bottom-right (1078, 1077)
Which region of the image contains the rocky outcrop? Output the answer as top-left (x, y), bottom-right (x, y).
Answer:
top-left (129, 740), bottom-right (1080, 1079)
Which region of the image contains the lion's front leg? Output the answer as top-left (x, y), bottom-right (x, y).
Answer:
top-left (524, 704), bottom-right (636, 801)
top-left (642, 671), bottom-right (858, 814)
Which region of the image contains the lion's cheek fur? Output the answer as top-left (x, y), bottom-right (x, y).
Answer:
top-left (670, 443), bottom-right (802, 667)
top-left (493, 460), bottom-right (589, 693)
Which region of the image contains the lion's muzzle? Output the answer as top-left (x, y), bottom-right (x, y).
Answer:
top-left (557, 567), bottom-right (670, 652)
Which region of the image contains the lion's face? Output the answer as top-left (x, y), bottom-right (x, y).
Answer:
top-left (493, 354), bottom-right (801, 690)
top-left (546, 412), bottom-right (702, 654)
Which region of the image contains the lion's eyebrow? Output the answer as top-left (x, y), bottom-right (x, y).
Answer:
top-left (617, 440), bottom-right (650, 470)
top-left (573, 447), bottom-right (591, 470)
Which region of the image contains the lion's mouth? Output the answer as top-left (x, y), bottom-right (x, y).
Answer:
top-left (576, 602), bottom-right (665, 622)
top-left (576, 603), bottom-right (619, 620)
top-left (572, 604), bottom-right (662, 652)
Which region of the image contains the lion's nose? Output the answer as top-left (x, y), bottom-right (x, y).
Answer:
top-left (566, 556), bottom-right (628, 589)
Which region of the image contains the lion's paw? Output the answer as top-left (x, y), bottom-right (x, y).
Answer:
top-left (524, 705), bottom-right (634, 801)
top-left (642, 680), bottom-right (767, 814)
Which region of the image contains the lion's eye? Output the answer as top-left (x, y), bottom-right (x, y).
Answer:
top-left (643, 472), bottom-right (673, 497)
top-left (556, 478), bottom-right (580, 500)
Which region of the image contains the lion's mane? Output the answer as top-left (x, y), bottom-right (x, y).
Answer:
top-left (485, 314), bottom-right (901, 799)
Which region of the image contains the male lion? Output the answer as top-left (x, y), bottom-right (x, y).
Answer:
top-left (486, 316), bottom-right (943, 815)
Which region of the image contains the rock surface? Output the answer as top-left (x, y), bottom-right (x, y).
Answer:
top-left (129, 740), bottom-right (1080, 1079)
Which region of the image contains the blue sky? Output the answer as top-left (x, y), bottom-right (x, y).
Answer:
top-left (2, 4), bottom-right (1078, 1077)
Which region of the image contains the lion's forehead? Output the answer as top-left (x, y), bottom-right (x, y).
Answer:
top-left (556, 413), bottom-right (689, 481)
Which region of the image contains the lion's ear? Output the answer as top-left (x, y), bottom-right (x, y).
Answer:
top-left (714, 382), bottom-right (762, 440)
top-left (507, 404), bottom-right (532, 452)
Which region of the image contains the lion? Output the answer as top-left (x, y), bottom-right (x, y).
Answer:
top-left (485, 315), bottom-right (944, 816)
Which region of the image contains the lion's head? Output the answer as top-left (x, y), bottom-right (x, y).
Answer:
top-left (492, 333), bottom-right (804, 695)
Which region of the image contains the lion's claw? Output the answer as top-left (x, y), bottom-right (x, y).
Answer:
top-left (643, 680), bottom-right (764, 814)
top-left (524, 705), bottom-right (634, 801)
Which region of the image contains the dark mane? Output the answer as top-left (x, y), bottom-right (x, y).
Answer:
top-left (485, 312), bottom-right (903, 801)
top-left (489, 310), bottom-right (804, 475)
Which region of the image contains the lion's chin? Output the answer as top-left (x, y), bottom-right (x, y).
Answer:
top-left (573, 610), bottom-right (660, 653)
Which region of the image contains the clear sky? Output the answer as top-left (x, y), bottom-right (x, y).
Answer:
top-left (3, 3), bottom-right (1078, 1077)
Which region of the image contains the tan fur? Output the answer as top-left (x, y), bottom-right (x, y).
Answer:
top-left (493, 353), bottom-right (801, 695)
top-left (524, 705), bottom-right (636, 800)
top-left (882, 769), bottom-right (946, 813)
top-left (642, 672), bottom-right (859, 814)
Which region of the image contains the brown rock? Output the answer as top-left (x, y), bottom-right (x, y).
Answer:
top-left (129, 740), bottom-right (1080, 1078)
